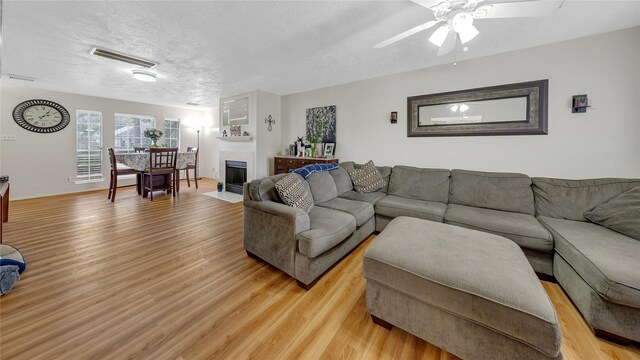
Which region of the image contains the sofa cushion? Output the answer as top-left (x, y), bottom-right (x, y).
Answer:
top-left (274, 173), bottom-right (314, 213)
top-left (316, 197), bottom-right (374, 226)
top-left (373, 166), bottom-right (392, 193)
top-left (248, 174), bottom-right (287, 202)
top-left (297, 206), bottom-right (357, 258)
top-left (329, 166), bottom-right (353, 195)
top-left (584, 187), bottom-right (640, 240)
top-left (348, 161), bottom-right (386, 193)
top-left (340, 161), bottom-right (355, 172)
top-left (306, 171), bottom-right (338, 204)
top-left (532, 177), bottom-right (640, 221)
top-left (338, 190), bottom-right (386, 205)
top-left (449, 169), bottom-right (535, 215)
top-left (445, 204), bottom-right (553, 252)
top-left (388, 166), bottom-right (450, 203)
top-left (539, 216), bottom-right (640, 308)
top-left (341, 161), bottom-right (392, 192)
top-left (375, 195), bottom-right (447, 223)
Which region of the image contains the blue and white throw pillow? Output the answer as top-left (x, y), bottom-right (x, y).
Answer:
top-left (290, 162), bottom-right (339, 179)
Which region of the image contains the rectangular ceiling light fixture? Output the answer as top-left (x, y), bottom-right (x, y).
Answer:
top-left (7, 74), bottom-right (35, 82)
top-left (89, 47), bottom-right (157, 69)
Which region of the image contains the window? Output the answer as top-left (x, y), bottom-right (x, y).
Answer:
top-left (165, 118), bottom-right (180, 148)
top-left (114, 113), bottom-right (155, 153)
top-left (76, 110), bottom-right (103, 182)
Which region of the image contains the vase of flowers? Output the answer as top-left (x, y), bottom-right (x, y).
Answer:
top-left (144, 128), bottom-right (163, 147)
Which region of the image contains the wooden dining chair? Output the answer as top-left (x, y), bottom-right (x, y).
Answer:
top-left (108, 148), bottom-right (140, 202)
top-left (183, 147), bottom-right (199, 189)
top-left (142, 148), bottom-right (178, 200)
top-left (133, 147), bottom-right (148, 153)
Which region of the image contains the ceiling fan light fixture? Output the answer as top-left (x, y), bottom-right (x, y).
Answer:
top-left (458, 24), bottom-right (479, 44)
top-left (450, 104), bottom-right (459, 112)
top-left (452, 12), bottom-right (474, 33)
top-left (459, 104), bottom-right (470, 112)
top-left (132, 69), bottom-right (157, 82)
top-left (428, 25), bottom-right (450, 47)
top-left (473, 5), bottom-right (492, 18)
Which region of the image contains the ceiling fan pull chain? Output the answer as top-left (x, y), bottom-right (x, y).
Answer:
top-left (453, 34), bottom-right (459, 68)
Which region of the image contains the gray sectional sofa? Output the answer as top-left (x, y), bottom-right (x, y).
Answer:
top-left (243, 167), bottom-right (376, 288)
top-left (533, 178), bottom-right (640, 342)
top-left (243, 162), bottom-right (640, 342)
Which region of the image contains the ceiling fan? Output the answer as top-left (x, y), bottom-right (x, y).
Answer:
top-left (374, 0), bottom-right (562, 56)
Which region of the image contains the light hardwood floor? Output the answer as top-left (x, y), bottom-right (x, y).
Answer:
top-left (1, 179), bottom-right (638, 360)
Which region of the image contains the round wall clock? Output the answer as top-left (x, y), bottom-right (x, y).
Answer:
top-left (12, 99), bottom-right (71, 133)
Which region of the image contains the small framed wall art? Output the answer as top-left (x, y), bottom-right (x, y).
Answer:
top-left (572, 95), bottom-right (589, 113)
top-left (390, 111), bottom-right (398, 124)
top-left (324, 142), bottom-right (335, 156)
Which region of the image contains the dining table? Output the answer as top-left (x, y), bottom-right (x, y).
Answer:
top-left (115, 152), bottom-right (196, 196)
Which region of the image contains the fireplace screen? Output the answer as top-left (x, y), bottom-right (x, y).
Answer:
top-left (225, 160), bottom-right (247, 194)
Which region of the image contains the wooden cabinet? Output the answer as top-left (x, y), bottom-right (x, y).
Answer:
top-left (0, 182), bottom-right (9, 244)
top-left (274, 156), bottom-right (339, 175)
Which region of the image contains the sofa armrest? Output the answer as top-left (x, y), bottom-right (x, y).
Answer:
top-left (244, 200), bottom-right (310, 234)
top-left (243, 200), bottom-right (310, 277)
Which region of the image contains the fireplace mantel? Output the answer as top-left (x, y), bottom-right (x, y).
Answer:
top-left (216, 136), bottom-right (252, 142)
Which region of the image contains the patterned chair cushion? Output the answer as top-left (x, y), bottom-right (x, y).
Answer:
top-left (348, 160), bottom-right (386, 194)
top-left (275, 173), bottom-right (314, 212)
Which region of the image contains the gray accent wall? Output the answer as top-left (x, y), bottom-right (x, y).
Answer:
top-left (280, 27), bottom-right (640, 179)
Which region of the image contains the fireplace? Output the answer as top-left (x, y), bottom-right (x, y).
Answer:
top-left (225, 160), bottom-right (247, 194)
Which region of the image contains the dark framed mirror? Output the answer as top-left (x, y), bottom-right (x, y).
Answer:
top-left (407, 79), bottom-right (548, 137)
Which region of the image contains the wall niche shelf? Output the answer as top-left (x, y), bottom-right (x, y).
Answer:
top-left (217, 136), bottom-right (253, 142)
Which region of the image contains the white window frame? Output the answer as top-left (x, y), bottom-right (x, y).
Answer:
top-left (75, 110), bottom-right (104, 184)
top-left (114, 113), bottom-right (156, 153)
top-left (164, 118), bottom-right (180, 149)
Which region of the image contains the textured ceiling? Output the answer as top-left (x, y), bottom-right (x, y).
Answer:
top-left (3, 1), bottom-right (640, 109)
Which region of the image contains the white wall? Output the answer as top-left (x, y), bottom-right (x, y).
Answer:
top-left (216, 90), bottom-right (281, 181)
top-left (281, 27), bottom-right (640, 179)
top-left (217, 91), bottom-right (257, 187)
top-left (1, 85), bottom-right (213, 199)
top-left (255, 90), bottom-right (282, 177)
top-left (199, 108), bottom-right (220, 181)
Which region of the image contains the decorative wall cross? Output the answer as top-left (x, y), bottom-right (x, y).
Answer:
top-left (265, 115), bottom-right (275, 132)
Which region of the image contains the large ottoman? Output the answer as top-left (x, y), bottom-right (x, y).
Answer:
top-left (363, 217), bottom-right (562, 360)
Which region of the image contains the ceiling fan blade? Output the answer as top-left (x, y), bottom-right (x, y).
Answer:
top-left (480, 1), bottom-right (562, 18)
top-left (458, 23), bottom-right (479, 44)
top-left (373, 20), bottom-right (440, 49)
top-left (428, 25), bottom-right (450, 46)
top-left (437, 31), bottom-right (456, 56)
top-left (409, 0), bottom-right (443, 9)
